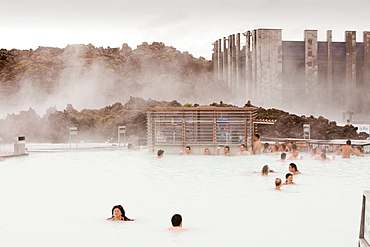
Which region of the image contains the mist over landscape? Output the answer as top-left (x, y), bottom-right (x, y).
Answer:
top-left (0, 42), bottom-right (233, 119)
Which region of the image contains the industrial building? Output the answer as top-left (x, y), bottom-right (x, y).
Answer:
top-left (212, 29), bottom-right (370, 122)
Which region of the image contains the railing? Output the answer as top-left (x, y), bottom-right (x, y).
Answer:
top-left (147, 107), bottom-right (257, 147)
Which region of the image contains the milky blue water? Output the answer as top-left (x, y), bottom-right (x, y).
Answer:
top-left (0, 144), bottom-right (368, 247)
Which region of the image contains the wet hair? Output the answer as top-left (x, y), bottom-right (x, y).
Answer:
top-left (346, 140), bottom-right (351, 145)
top-left (321, 153), bottom-right (327, 160)
top-left (289, 163), bottom-right (298, 172)
top-left (186, 146), bottom-right (191, 150)
top-left (157, 149), bottom-right (164, 156)
top-left (240, 143), bottom-right (247, 148)
top-left (264, 143), bottom-right (269, 148)
top-left (127, 143), bottom-right (133, 149)
top-left (262, 165), bottom-right (269, 175)
top-left (281, 152), bottom-right (287, 159)
top-left (171, 214), bottom-right (182, 227)
top-left (224, 146), bottom-right (230, 151)
top-left (292, 144), bottom-right (297, 150)
top-left (111, 205), bottom-right (132, 221)
top-left (254, 133), bottom-right (260, 139)
top-left (285, 173), bottom-right (293, 182)
top-left (275, 178), bottom-right (282, 186)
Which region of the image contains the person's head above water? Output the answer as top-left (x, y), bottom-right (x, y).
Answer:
top-left (240, 143), bottom-right (247, 150)
top-left (224, 146), bottom-right (230, 153)
top-left (346, 140), bottom-right (351, 145)
top-left (289, 163), bottom-right (298, 172)
top-left (285, 173), bottom-right (293, 182)
top-left (157, 149), bottom-right (164, 157)
top-left (275, 178), bottom-right (282, 186)
top-left (262, 165), bottom-right (269, 175)
top-left (110, 205), bottom-right (133, 221)
top-left (281, 152), bottom-right (287, 160)
top-left (171, 214), bottom-right (183, 227)
top-left (185, 146), bottom-right (191, 154)
top-left (204, 148), bottom-right (211, 155)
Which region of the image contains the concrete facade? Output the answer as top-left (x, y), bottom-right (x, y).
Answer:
top-left (212, 29), bottom-right (370, 121)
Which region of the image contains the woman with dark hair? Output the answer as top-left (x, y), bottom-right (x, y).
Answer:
top-left (282, 173), bottom-right (295, 185)
top-left (107, 205), bottom-right (134, 221)
top-left (288, 163), bottom-right (301, 175)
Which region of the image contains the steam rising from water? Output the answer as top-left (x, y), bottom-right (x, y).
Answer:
top-left (0, 43), bottom-right (231, 118)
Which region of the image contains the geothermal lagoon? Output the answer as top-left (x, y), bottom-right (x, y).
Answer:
top-left (0, 143), bottom-right (368, 247)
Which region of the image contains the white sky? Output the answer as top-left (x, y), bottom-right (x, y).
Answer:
top-left (1, 0), bottom-right (370, 59)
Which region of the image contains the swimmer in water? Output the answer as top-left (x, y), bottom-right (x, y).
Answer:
top-left (320, 153), bottom-right (331, 162)
top-left (274, 178), bottom-right (282, 190)
top-left (354, 146), bottom-right (365, 157)
top-left (262, 143), bottom-right (271, 153)
top-left (156, 149), bottom-right (164, 158)
top-left (223, 146), bottom-right (231, 156)
top-left (282, 173), bottom-right (295, 185)
top-left (184, 146), bottom-right (193, 155)
top-left (287, 149), bottom-right (303, 160)
top-left (288, 163), bottom-right (301, 175)
top-left (204, 148), bottom-right (211, 155)
top-left (333, 140), bottom-right (357, 158)
top-left (277, 152), bottom-right (287, 162)
top-left (237, 144), bottom-right (250, 155)
top-left (0, 157), bottom-right (4, 162)
top-left (167, 214), bottom-right (188, 232)
top-left (107, 205), bottom-right (134, 221)
top-left (253, 165), bottom-right (275, 176)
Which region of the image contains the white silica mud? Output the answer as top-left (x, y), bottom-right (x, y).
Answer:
top-left (0, 144), bottom-right (368, 247)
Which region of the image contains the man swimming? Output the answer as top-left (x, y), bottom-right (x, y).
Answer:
top-left (237, 144), bottom-right (250, 155)
top-left (223, 146), bottom-right (231, 156)
top-left (274, 178), bottom-right (282, 190)
top-left (184, 146), bottom-right (193, 155)
top-left (167, 214), bottom-right (188, 231)
top-left (155, 149), bottom-right (164, 158)
top-left (333, 140), bottom-right (357, 158)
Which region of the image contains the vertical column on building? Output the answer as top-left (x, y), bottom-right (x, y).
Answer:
top-left (345, 31), bottom-right (357, 112)
top-left (223, 37), bottom-right (228, 82)
top-left (245, 31), bottom-right (252, 102)
top-left (275, 29), bottom-right (283, 107)
top-left (251, 30), bottom-right (258, 103)
top-left (231, 34), bottom-right (236, 94)
top-left (255, 29), bottom-right (263, 105)
top-left (364, 31), bottom-right (370, 114)
top-left (304, 30), bottom-right (319, 110)
top-left (327, 30), bottom-right (333, 110)
top-left (212, 41), bottom-right (218, 79)
top-left (218, 39), bottom-right (223, 81)
top-left (228, 35), bottom-right (233, 88)
top-left (235, 33), bottom-right (241, 102)
top-left (255, 29), bottom-right (283, 107)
